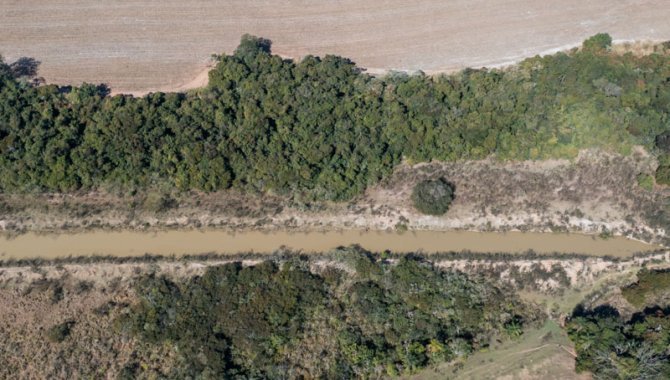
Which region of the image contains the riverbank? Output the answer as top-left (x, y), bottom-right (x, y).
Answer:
top-left (1, 149), bottom-right (667, 247)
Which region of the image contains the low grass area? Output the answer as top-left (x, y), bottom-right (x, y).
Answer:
top-left (518, 268), bottom-right (639, 316)
top-left (411, 320), bottom-right (586, 380)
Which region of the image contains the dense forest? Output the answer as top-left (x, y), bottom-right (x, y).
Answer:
top-left (1, 33), bottom-right (669, 200)
top-left (120, 249), bottom-right (540, 378)
top-left (567, 269), bottom-right (670, 379)
top-left (567, 305), bottom-right (670, 379)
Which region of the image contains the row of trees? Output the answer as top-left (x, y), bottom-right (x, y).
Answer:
top-left (121, 248), bottom-right (539, 378)
top-left (1, 34), bottom-right (669, 200)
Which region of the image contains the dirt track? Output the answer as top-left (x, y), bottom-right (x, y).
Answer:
top-left (1, 0), bottom-right (670, 93)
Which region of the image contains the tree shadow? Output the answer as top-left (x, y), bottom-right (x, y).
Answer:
top-left (94, 83), bottom-right (111, 98)
top-left (572, 302), bottom-right (670, 321)
top-left (631, 305), bottom-right (670, 323)
top-left (572, 303), bottom-right (620, 319)
top-left (10, 57), bottom-right (40, 78)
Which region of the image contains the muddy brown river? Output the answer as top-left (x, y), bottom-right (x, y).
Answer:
top-left (0, 230), bottom-right (661, 260)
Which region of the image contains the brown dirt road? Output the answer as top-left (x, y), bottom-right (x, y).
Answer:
top-left (1, 0), bottom-right (669, 94)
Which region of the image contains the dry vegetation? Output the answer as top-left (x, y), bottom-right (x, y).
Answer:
top-left (1, 149), bottom-right (667, 245)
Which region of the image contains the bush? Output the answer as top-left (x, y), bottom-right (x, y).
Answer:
top-left (582, 33), bottom-right (612, 52)
top-left (142, 191), bottom-right (176, 213)
top-left (621, 268), bottom-right (670, 308)
top-left (47, 320), bottom-right (75, 343)
top-left (412, 178), bottom-right (454, 215)
top-left (637, 173), bottom-right (655, 191)
top-left (656, 154), bottom-right (670, 185)
top-left (655, 131), bottom-right (670, 153)
top-left (567, 305), bottom-right (670, 378)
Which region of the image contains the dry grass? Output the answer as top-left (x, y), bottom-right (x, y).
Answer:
top-left (1, 1), bottom-right (669, 93)
top-left (0, 150), bottom-right (667, 248)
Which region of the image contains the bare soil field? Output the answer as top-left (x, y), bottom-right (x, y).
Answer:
top-left (1, 0), bottom-right (669, 94)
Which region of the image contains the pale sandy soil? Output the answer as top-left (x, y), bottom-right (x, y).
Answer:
top-left (1, 0), bottom-right (669, 93)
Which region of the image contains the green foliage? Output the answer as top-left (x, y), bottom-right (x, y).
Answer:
top-left (582, 33), bottom-right (613, 52)
top-left (121, 248), bottom-right (538, 378)
top-left (0, 34), bottom-right (669, 201)
top-left (637, 173), bottom-right (655, 191)
top-left (412, 178), bottom-right (454, 215)
top-left (622, 269), bottom-right (670, 308)
top-left (47, 320), bottom-right (75, 343)
top-left (655, 131), bottom-right (670, 152)
top-left (656, 154), bottom-right (670, 185)
top-left (234, 34), bottom-right (272, 58)
top-left (567, 305), bottom-right (670, 379)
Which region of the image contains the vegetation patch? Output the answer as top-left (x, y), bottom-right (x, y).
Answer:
top-left (46, 320), bottom-right (75, 343)
top-left (412, 178), bottom-right (455, 215)
top-left (636, 173), bottom-right (654, 191)
top-left (567, 305), bottom-right (670, 379)
top-left (0, 34), bottom-right (669, 201)
top-left (119, 248), bottom-right (541, 378)
top-left (622, 268), bottom-right (670, 308)
top-left (655, 154), bottom-right (670, 185)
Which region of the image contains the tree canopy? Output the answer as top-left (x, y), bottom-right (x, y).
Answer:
top-left (412, 178), bottom-right (455, 215)
top-left (122, 248), bottom-right (539, 378)
top-left (1, 34), bottom-right (669, 200)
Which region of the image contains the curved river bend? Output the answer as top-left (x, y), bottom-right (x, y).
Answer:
top-left (0, 230), bottom-right (661, 260)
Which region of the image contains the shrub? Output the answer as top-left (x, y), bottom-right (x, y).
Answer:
top-left (656, 154), bottom-right (670, 185)
top-left (637, 173), bottom-right (655, 191)
top-left (621, 268), bottom-right (670, 307)
top-left (142, 191), bottom-right (176, 213)
top-left (412, 178), bottom-right (454, 215)
top-left (122, 248), bottom-right (537, 378)
top-left (47, 320), bottom-right (75, 343)
top-left (582, 33), bottom-right (612, 52)
top-left (655, 131), bottom-right (670, 153)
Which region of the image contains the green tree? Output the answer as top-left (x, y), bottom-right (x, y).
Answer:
top-left (411, 178), bottom-right (455, 215)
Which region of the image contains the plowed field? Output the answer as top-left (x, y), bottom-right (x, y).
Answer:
top-left (1, 0), bottom-right (669, 94)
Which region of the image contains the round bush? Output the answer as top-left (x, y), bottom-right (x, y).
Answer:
top-left (411, 178), bottom-right (454, 215)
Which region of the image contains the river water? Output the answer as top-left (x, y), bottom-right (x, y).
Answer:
top-left (0, 229), bottom-right (661, 259)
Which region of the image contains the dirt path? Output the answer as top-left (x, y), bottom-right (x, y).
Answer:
top-left (1, 0), bottom-right (669, 93)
